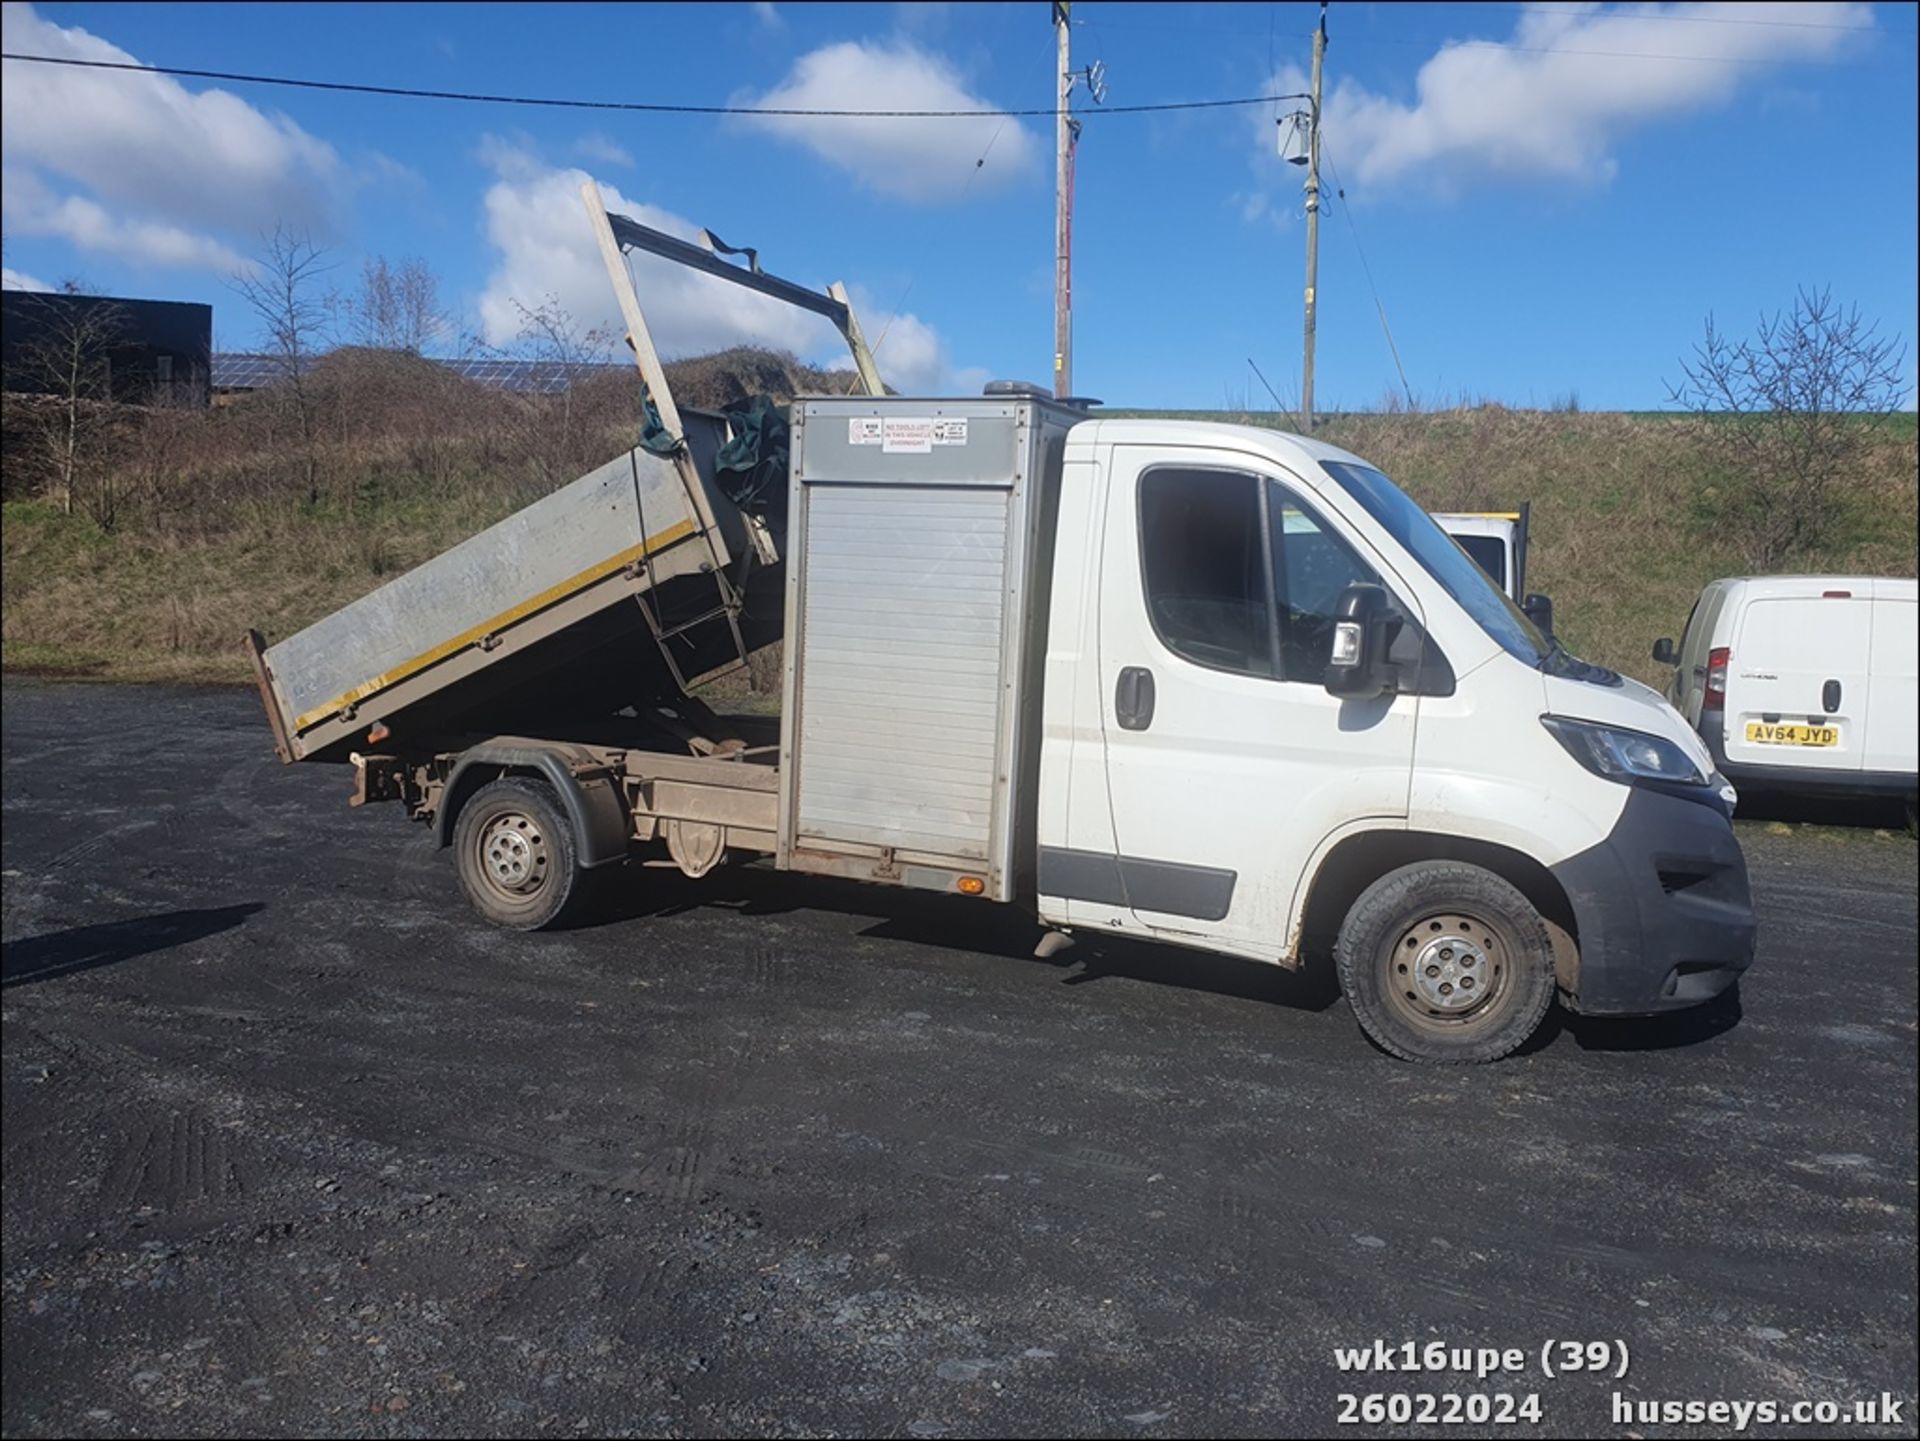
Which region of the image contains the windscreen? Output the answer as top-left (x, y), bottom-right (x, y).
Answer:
top-left (1322, 462), bottom-right (1547, 665)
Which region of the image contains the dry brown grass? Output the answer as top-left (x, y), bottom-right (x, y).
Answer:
top-left (4, 360), bottom-right (1915, 691)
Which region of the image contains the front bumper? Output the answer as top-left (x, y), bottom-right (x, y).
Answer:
top-left (1550, 786), bottom-right (1756, 1015)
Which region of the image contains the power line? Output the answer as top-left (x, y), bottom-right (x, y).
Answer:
top-left (1321, 143), bottom-right (1414, 410)
top-left (855, 118), bottom-right (1011, 393)
top-left (0, 51), bottom-right (1307, 118)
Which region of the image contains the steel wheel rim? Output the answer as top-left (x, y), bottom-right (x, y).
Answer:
top-left (1384, 911), bottom-right (1510, 1030)
top-left (476, 809), bottom-right (550, 901)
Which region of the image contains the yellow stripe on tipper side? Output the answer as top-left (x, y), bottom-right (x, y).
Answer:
top-left (292, 518), bottom-right (698, 733)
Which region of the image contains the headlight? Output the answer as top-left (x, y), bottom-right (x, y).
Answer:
top-left (1541, 716), bottom-right (1706, 787)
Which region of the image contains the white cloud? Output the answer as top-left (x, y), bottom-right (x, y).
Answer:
top-left (750, 2), bottom-right (783, 30)
top-left (3, 172), bottom-right (253, 273)
top-left (474, 141), bottom-right (984, 392)
top-left (3, 265), bottom-right (52, 292)
top-left (894, 2), bottom-right (951, 36)
top-left (573, 132), bottom-right (635, 169)
top-left (0, 1), bottom-right (349, 272)
top-left (476, 142), bottom-right (831, 358)
top-left (733, 40), bottom-right (1038, 202)
top-left (848, 294), bottom-right (978, 394)
top-left (1263, 2), bottom-right (1873, 191)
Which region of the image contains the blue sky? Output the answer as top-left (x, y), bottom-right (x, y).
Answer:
top-left (3, 1), bottom-right (1915, 409)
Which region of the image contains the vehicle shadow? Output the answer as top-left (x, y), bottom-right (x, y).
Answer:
top-left (0, 904), bottom-right (264, 988)
top-left (1735, 790), bottom-right (1910, 830)
top-left (1538, 983), bottom-right (1745, 1054)
top-left (598, 863), bottom-right (1342, 1013)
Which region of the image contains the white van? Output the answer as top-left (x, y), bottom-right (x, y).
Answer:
top-left (1653, 576), bottom-right (1919, 806)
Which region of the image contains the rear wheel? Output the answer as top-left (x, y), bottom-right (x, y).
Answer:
top-left (452, 777), bottom-right (590, 930)
top-left (1335, 861), bottom-right (1556, 1063)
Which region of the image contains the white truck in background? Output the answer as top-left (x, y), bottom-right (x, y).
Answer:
top-left (1434, 505), bottom-right (1558, 637)
top-left (248, 185), bottom-right (1757, 1064)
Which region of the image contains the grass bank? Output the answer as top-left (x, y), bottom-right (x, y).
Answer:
top-left (4, 369), bottom-right (1914, 692)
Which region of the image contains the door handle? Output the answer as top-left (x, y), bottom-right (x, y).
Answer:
top-left (1115, 666), bottom-right (1156, 731)
top-left (1822, 678), bottom-right (1841, 714)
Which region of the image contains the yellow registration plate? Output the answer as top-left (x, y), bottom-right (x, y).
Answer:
top-left (1746, 722), bottom-right (1838, 747)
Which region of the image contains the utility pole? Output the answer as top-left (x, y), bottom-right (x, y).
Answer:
top-left (1301, 1), bottom-right (1326, 433)
top-left (1053, 0), bottom-right (1073, 399)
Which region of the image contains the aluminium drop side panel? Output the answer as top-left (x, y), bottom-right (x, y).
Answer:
top-left (778, 398), bottom-right (1060, 898)
top-left (263, 441), bottom-right (716, 757)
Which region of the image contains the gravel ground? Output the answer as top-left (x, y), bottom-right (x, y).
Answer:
top-left (3, 681), bottom-right (1915, 1439)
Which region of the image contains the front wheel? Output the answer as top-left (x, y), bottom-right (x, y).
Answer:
top-left (452, 777), bottom-right (592, 930)
top-left (1335, 861), bottom-right (1557, 1063)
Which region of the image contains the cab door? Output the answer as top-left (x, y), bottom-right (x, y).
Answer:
top-left (1087, 445), bottom-right (1420, 960)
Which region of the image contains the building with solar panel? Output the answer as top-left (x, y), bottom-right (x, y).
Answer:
top-left (2, 289), bottom-right (212, 406)
top-left (210, 351), bottom-right (627, 401)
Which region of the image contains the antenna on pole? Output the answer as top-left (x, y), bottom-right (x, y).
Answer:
top-left (1053, 1), bottom-right (1073, 400)
top-left (1301, 1), bottom-right (1327, 433)
top-left (1052, 5), bottom-right (1105, 401)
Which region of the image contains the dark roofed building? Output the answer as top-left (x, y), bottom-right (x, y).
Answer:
top-left (1, 289), bottom-right (212, 406)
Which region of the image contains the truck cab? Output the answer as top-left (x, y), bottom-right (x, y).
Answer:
top-left (1034, 421), bottom-right (1753, 1058)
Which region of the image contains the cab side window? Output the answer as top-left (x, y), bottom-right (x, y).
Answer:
top-left (1269, 488), bottom-right (1385, 686)
top-left (1139, 469), bottom-right (1273, 678)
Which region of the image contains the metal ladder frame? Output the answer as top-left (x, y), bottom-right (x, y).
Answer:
top-left (580, 180), bottom-right (885, 691)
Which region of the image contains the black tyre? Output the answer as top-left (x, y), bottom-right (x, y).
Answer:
top-left (1335, 861), bottom-right (1556, 1064)
top-left (451, 777), bottom-right (590, 931)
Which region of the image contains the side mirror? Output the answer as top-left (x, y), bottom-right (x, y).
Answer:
top-left (1651, 637), bottom-right (1677, 666)
top-left (1325, 583), bottom-right (1399, 700)
top-left (1522, 592), bottom-right (1554, 639)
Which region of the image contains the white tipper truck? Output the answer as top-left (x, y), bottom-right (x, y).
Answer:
top-left (249, 188), bottom-right (1756, 1064)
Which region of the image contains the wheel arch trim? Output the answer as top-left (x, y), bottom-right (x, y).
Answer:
top-left (435, 744), bottom-right (628, 868)
top-left (1292, 822), bottom-right (1580, 985)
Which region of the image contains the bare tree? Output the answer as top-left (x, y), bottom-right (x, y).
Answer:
top-left (3, 283), bottom-right (131, 525)
top-left (1668, 288), bottom-right (1909, 568)
top-left (231, 226), bottom-right (333, 504)
top-left (493, 294), bottom-right (615, 488)
top-left (348, 255), bottom-right (449, 354)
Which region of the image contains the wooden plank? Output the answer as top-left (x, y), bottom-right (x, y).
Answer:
top-left (579, 179), bottom-right (730, 561)
top-left (827, 281), bottom-right (887, 397)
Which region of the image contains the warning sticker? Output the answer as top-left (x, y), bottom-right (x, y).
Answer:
top-left (931, 418), bottom-right (969, 446)
top-left (882, 417), bottom-right (934, 454)
top-left (848, 417), bottom-right (884, 446)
